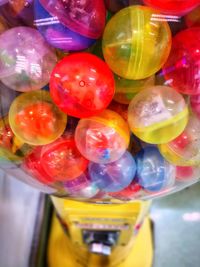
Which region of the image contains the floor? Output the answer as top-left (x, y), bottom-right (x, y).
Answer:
top-left (151, 183), bottom-right (200, 267)
top-left (0, 171), bottom-right (200, 267)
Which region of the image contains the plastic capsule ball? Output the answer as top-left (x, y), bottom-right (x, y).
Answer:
top-left (185, 6), bottom-right (200, 28)
top-left (102, 5), bottom-right (172, 80)
top-left (143, 0), bottom-right (200, 15)
top-left (22, 147), bottom-right (54, 184)
top-left (89, 151), bottom-right (136, 193)
top-left (136, 146), bottom-right (176, 192)
top-left (75, 109), bottom-right (130, 164)
top-left (40, 135), bottom-right (89, 181)
top-left (34, 0), bottom-right (106, 51)
top-left (0, 26), bottom-right (57, 92)
top-left (50, 53), bottom-right (115, 118)
top-left (128, 86), bottom-right (189, 144)
top-left (9, 90), bottom-right (67, 146)
top-left (176, 166), bottom-right (200, 182)
top-left (163, 27), bottom-right (200, 95)
top-left (159, 114), bottom-right (200, 166)
top-left (114, 75), bottom-right (155, 105)
top-left (63, 171), bottom-right (99, 199)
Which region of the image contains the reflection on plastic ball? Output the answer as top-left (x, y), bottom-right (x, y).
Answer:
top-left (75, 110), bottom-right (130, 164)
top-left (185, 6), bottom-right (200, 28)
top-left (89, 151), bottom-right (136, 193)
top-left (0, 26), bottom-right (57, 92)
top-left (176, 166), bottom-right (200, 181)
top-left (159, 114), bottom-right (200, 166)
top-left (102, 6), bottom-right (171, 79)
top-left (128, 86), bottom-right (189, 144)
top-left (163, 27), bottom-right (200, 95)
top-left (63, 172), bottom-right (99, 198)
top-left (50, 53), bottom-right (115, 118)
top-left (144, 0), bottom-right (200, 15)
top-left (114, 75), bottom-right (155, 104)
top-left (34, 0), bottom-right (106, 51)
top-left (136, 146), bottom-right (176, 192)
top-left (41, 136), bottom-right (89, 181)
top-left (9, 90), bottom-right (67, 146)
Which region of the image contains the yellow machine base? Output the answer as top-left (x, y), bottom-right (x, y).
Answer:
top-left (48, 214), bottom-right (153, 267)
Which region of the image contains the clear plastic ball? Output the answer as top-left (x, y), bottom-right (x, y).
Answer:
top-left (75, 110), bottom-right (130, 164)
top-left (128, 86), bottom-right (189, 144)
top-left (0, 26), bottom-right (57, 92)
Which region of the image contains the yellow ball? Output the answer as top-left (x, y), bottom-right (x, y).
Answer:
top-left (9, 90), bottom-right (67, 146)
top-left (102, 5), bottom-right (171, 80)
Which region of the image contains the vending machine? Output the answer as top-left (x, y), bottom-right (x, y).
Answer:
top-left (0, 0), bottom-right (200, 266)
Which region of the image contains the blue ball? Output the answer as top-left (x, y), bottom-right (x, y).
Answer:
top-left (88, 151), bottom-right (136, 193)
top-left (136, 146), bottom-right (171, 192)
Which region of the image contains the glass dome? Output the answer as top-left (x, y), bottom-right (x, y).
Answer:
top-left (0, 0), bottom-right (200, 203)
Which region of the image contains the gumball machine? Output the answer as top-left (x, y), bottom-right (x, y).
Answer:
top-left (0, 1), bottom-right (200, 267)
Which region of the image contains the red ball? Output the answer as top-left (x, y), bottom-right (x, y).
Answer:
top-left (144, 0), bottom-right (199, 15)
top-left (40, 136), bottom-right (89, 181)
top-left (50, 53), bottom-right (115, 118)
top-left (109, 180), bottom-right (141, 200)
top-left (163, 27), bottom-right (200, 95)
top-left (22, 147), bottom-right (54, 184)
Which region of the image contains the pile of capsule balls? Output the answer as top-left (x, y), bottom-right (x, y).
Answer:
top-left (0, 0), bottom-right (200, 202)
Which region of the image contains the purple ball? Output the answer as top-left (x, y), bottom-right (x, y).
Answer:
top-left (34, 0), bottom-right (105, 51)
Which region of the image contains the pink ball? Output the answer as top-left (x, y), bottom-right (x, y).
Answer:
top-left (163, 27), bottom-right (200, 95)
